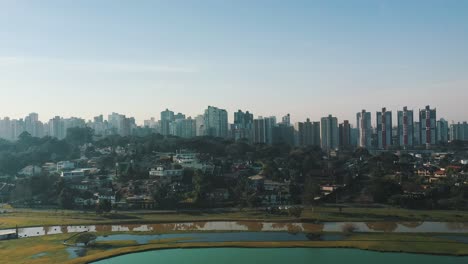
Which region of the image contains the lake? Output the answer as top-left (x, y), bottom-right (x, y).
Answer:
top-left (91, 248), bottom-right (468, 264)
top-left (6, 221), bottom-right (468, 239)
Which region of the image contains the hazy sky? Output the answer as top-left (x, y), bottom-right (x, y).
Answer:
top-left (1, 0), bottom-right (467, 125)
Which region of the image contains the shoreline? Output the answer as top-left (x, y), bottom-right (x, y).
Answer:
top-left (70, 241), bottom-right (468, 264)
top-left (2, 230), bottom-right (468, 263)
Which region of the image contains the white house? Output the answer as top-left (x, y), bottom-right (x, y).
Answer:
top-left (149, 166), bottom-right (183, 184)
top-left (57, 161), bottom-right (75, 171)
top-left (18, 165), bottom-right (42, 177)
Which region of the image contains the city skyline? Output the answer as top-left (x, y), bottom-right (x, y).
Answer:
top-left (1, 1), bottom-right (468, 123)
top-left (0, 104), bottom-right (464, 127)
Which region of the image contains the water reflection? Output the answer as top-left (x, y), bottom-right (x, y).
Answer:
top-left (3, 221), bottom-right (468, 239)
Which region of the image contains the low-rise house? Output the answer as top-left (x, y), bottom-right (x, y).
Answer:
top-left (70, 181), bottom-right (91, 191)
top-left (42, 162), bottom-right (57, 173)
top-left (434, 170), bottom-right (447, 178)
top-left (57, 161), bottom-right (75, 171)
top-left (207, 188), bottom-right (230, 201)
top-left (248, 175), bottom-right (265, 191)
top-left (149, 166), bottom-right (183, 185)
top-left (126, 195), bottom-right (156, 209)
top-left (264, 180), bottom-right (288, 192)
top-left (18, 165), bottom-right (42, 177)
top-left (61, 168), bottom-right (99, 179)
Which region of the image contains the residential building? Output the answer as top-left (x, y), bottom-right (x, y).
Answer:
top-left (338, 120), bottom-right (351, 148)
top-left (320, 115), bottom-right (338, 150)
top-left (437, 118), bottom-right (449, 143)
top-left (160, 109), bottom-right (175, 136)
top-left (253, 118), bottom-right (266, 144)
top-left (450, 122), bottom-right (468, 141)
top-left (414, 121), bottom-right (421, 146)
top-left (357, 110), bottom-right (372, 149)
top-left (195, 115), bottom-right (205, 136)
top-left (161, 109), bottom-right (175, 122)
top-left (296, 118), bottom-right (320, 146)
top-left (397, 106), bottom-right (414, 148)
top-left (253, 116), bottom-right (276, 144)
top-left (233, 110), bottom-right (253, 141)
top-left (203, 106), bottom-right (228, 138)
top-left (419, 105), bottom-right (437, 147)
top-left (281, 113), bottom-right (291, 126)
top-left (272, 124), bottom-right (295, 145)
top-left (376, 107), bottom-right (392, 149)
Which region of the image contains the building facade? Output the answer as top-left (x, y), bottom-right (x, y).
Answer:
top-left (320, 115), bottom-right (338, 150)
top-left (419, 105), bottom-right (437, 147)
top-left (357, 110), bottom-right (372, 149)
top-left (376, 107), bottom-right (392, 149)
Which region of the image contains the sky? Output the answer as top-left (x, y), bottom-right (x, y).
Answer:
top-left (0, 0), bottom-right (467, 125)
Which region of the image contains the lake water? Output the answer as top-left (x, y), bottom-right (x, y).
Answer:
top-left (91, 248), bottom-right (468, 264)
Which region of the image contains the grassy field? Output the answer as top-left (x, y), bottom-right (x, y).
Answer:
top-left (1, 206), bottom-right (468, 229)
top-left (1, 232), bottom-right (468, 264)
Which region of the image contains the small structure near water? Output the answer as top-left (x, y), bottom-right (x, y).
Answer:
top-left (0, 229), bottom-right (18, 240)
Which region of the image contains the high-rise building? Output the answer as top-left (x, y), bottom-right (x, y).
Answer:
top-left (397, 106), bottom-right (414, 148)
top-left (419, 105), bottom-right (437, 147)
top-left (253, 116), bottom-right (276, 144)
top-left (296, 118), bottom-right (320, 146)
top-left (450, 122), bottom-right (468, 141)
top-left (195, 115), bottom-right (205, 136)
top-left (281, 114), bottom-right (291, 126)
top-left (437, 118), bottom-right (449, 143)
top-left (180, 117), bottom-right (196, 138)
top-left (160, 109), bottom-right (175, 136)
top-left (24, 113), bottom-right (42, 137)
top-left (0, 117), bottom-right (13, 140)
top-left (376, 107), bottom-right (392, 149)
top-left (49, 116), bottom-right (66, 139)
top-left (414, 121), bottom-right (421, 146)
top-left (264, 117), bottom-right (276, 145)
top-left (338, 120), bottom-right (351, 148)
top-left (169, 117), bottom-right (196, 138)
top-left (161, 109), bottom-right (175, 121)
top-left (233, 110), bottom-right (254, 141)
top-left (203, 106), bottom-right (228, 138)
top-left (234, 110), bottom-right (254, 127)
top-left (350, 127), bottom-right (359, 146)
top-left (174, 112), bottom-right (186, 120)
top-left (357, 110), bottom-right (372, 148)
top-left (253, 118), bottom-right (266, 144)
top-left (94, 115), bottom-right (104, 123)
top-left (320, 115), bottom-right (338, 150)
top-left (272, 124), bottom-right (295, 145)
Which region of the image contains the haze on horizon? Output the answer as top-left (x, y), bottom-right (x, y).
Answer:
top-left (0, 0), bottom-right (467, 125)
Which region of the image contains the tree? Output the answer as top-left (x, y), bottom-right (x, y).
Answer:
top-left (193, 169), bottom-right (213, 203)
top-left (302, 177), bottom-right (321, 205)
top-left (370, 178), bottom-right (402, 203)
top-left (287, 206), bottom-right (303, 218)
top-left (75, 233), bottom-right (97, 246)
top-left (97, 199), bottom-right (112, 213)
top-left (59, 188), bottom-right (75, 209)
top-left (66, 127), bottom-right (94, 146)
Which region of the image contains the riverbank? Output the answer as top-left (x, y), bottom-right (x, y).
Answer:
top-left (72, 239), bottom-right (468, 264)
top-left (2, 231), bottom-right (468, 264)
top-left (2, 206), bottom-right (468, 229)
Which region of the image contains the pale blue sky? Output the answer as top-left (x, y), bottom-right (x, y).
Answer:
top-left (0, 0), bottom-right (467, 125)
